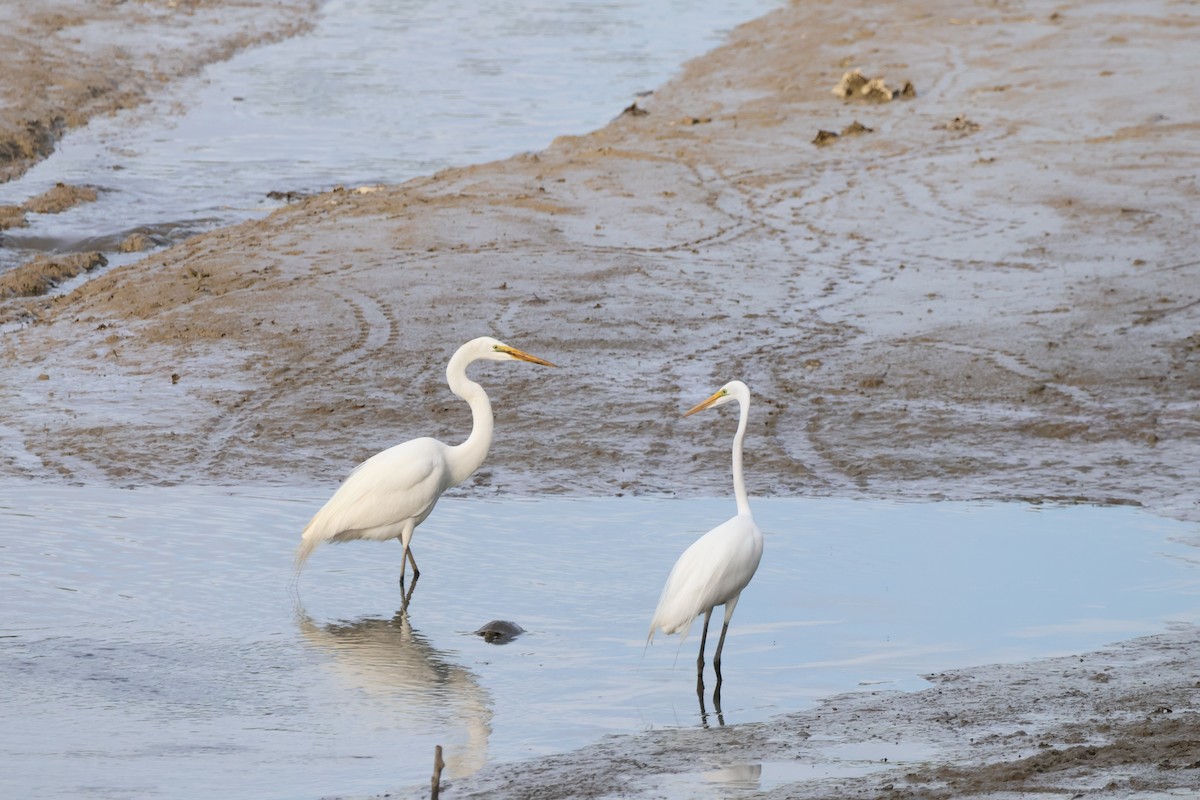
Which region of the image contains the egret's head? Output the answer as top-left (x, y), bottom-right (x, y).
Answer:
top-left (684, 380), bottom-right (750, 416)
top-left (471, 336), bottom-right (557, 367)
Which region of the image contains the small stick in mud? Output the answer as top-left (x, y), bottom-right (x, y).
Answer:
top-left (431, 744), bottom-right (445, 800)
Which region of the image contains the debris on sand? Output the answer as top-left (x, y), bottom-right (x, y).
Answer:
top-left (620, 102), bottom-right (649, 118)
top-left (941, 114), bottom-right (982, 134)
top-left (832, 69), bottom-right (916, 102)
top-left (671, 115), bottom-right (712, 126)
top-left (812, 121), bottom-right (874, 146)
top-left (0, 251), bottom-right (108, 299)
top-left (841, 120), bottom-right (873, 136)
top-left (266, 189), bottom-right (311, 203)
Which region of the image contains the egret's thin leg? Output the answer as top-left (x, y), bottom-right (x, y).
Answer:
top-left (697, 679), bottom-right (710, 728)
top-left (696, 607), bottom-right (713, 695)
top-left (696, 608), bottom-right (714, 670)
top-left (400, 571), bottom-right (418, 611)
top-left (713, 618), bottom-right (732, 685)
top-left (713, 597), bottom-right (740, 687)
top-left (398, 521), bottom-right (419, 584)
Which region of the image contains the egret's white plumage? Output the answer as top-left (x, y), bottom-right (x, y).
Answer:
top-left (295, 336), bottom-right (555, 579)
top-left (648, 380), bottom-right (763, 683)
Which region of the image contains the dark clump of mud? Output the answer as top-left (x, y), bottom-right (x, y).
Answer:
top-left (813, 119), bottom-right (875, 145)
top-left (812, 129), bottom-right (840, 145)
top-left (940, 114), bottom-right (981, 134)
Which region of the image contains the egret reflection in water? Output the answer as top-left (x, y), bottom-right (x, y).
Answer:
top-left (296, 607), bottom-right (493, 779)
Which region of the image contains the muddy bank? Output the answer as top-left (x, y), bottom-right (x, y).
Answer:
top-left (1, 1), bottom-right (1199, 798)
top-left (1, 0), bottom-right (1196, 517)
top-left (434, 626), bottom-right (1200, 799)
top-left (0, 0), bottom-right (318, 183)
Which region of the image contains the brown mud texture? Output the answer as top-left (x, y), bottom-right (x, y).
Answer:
top-left (2, 1), bottom-right (1200, 798)
top-left (0, 0), bottom-right (318, 182)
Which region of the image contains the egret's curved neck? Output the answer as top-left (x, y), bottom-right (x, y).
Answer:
top-left (446, 349), bottom-right (494, 485)
top-left (731, 398), bottom-right (751, 515)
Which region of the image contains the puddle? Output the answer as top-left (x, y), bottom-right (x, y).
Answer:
top-left (0, 0), bottom-right (782, 273)
top-left (657, 741), bottom-right (940, 797)
top-left (1, 484), bottom-right (1198, 798)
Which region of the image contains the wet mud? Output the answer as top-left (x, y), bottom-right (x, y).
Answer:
top-left (0, 0), bottom-right (319, 183)
top-left (2, 1), bottom-right (1200, 798)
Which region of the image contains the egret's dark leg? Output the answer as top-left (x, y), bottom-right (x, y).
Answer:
top-left (696, 677), bottom-right (711, 727)
top-left (398, 522), bottom-right (419, 584)
top-left (713, 618), bottom-right (732, 686)
top-left (400, 571), bottom-right (419, 611)
top-left (696, 607), bottom-right (713, 695)
top-left (398, 543), bottom-right (420, 610)
top-left (713, 597), bottom-right (740, 689)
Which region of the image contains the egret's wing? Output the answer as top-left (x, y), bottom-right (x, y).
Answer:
top-left (696, 515), bottom-right (763, 608)
top-left (304, 438), bottom-right (450, 540)
top-left (648, 514), bottom-right (763, 640)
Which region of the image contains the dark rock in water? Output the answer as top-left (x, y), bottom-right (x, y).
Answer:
top-left (474, 620), bottom-right (525, 645)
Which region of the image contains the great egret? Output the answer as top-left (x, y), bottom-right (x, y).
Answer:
top-left (647, 380), bottom-right (763, 691)
top-left (295, 336), bottom-right (555, 580)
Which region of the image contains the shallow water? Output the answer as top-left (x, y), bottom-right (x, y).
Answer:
top-left (0, 0), bottom-right (782, 273)
top-left (2, 484), bottom-right (1198, 798)
top-left (656, 742), bottom-right (941, 797)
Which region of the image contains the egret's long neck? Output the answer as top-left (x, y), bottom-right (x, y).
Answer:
top-left (446, 350), bottom-right (494, 486)
top-left (731, 398), bottom-right (751, 515)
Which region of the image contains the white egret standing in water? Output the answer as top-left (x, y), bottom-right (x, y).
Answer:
top-left (295, 336), bottom-right (556, 582)
top-left (647, 380), bottom-right (763, 694)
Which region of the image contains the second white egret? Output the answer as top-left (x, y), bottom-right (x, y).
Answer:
top-left (647, 380), bottom-right (763, 689)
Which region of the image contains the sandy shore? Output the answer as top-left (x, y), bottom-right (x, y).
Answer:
top-left (2, 0), bottom-right (1199, 797)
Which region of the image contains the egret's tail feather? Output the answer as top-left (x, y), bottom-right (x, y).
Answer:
top-left (294, 527), bottom-right (320, 571)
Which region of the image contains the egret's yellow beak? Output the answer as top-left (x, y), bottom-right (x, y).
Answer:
top-left (500, 346), bottom-right (557, 367)
top-left (684, 388), bottom-right (726, 417)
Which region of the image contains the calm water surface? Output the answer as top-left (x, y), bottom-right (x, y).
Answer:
top-left (2, 484), bottom-right (1198, 798)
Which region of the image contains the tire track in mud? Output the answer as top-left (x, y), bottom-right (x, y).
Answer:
top-left (192, 284), bottom-right (399, 478)
top-left (588, 160), bottom-right (770, 258)
top-left (916, 340), bottom-right (1101, 408)
top-left (647, 155), bottom-right (860, 489)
